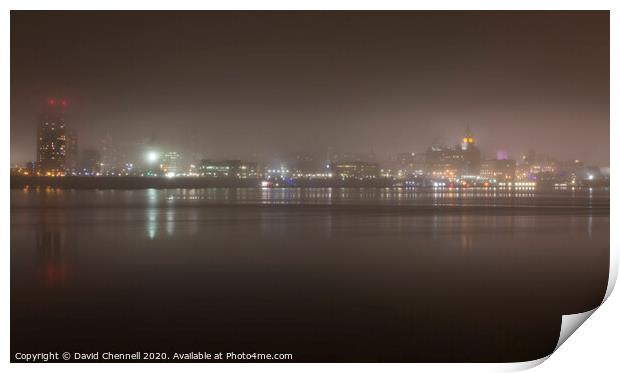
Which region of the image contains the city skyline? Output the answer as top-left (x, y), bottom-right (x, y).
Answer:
top-left (11, 97), bottom-right (610, 171)
top-left (14, 100), bottom-right (606, 191)
top-left (11, 11), bottom-right (609, 166)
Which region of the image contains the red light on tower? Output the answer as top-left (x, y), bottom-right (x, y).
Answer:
top-left (61, 99), bottom-right (68, 106)
top-left (48, 99), bottom-right (56, 105)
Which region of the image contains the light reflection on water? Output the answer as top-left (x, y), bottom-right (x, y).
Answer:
top-left (19, 186), bottom-right (605, 208)
top-left (122, 187), bottom-right (608, 207)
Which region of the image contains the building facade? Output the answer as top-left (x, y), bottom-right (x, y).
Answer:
top-left (199, 160), bottom-right (258, 179)
top-left (480, 159), bottom-right (516, 182)
top-left (394, 152), bottom-right (426, 178)
top-left (424, 128), bottom-right (481, 181)
top-left (329, 161), bottom-right (380, 180)
top-left (36, 99), bottom-right (68, 175)
top-left (160, 152), bottom-right (182, 176)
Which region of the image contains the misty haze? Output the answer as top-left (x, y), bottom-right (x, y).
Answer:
top-left (10, 11), bottom-right (609, 364)
top-left (11, 11), bottom-right (609, 168)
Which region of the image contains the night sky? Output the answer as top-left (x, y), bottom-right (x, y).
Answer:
top-left (10, 11), bottom-right (609, 166)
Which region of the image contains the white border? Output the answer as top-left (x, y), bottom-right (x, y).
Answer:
top-left (4, 1), bottom-right (617, 372)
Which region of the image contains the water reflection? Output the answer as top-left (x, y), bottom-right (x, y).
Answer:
top-left (10, 188), bottom-right (610, 362)
top-left (36, 229), bottom-right (66, 287)
top-left (147, 207), bottom-right (157, 240)
top-left (156, 187), bottom-right (605, 209)
top-left (459, 216), bottom-right (474, 254)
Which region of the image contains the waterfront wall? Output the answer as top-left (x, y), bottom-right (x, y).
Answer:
top-left (10, 176), bottom-right (395, 189)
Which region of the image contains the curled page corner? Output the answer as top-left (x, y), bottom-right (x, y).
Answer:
top-left (496, 309), bottom-right (596, 372)
top-left (547, 245), bottom-right (619, 360)
top-left (500, 259), bottom-right (616, 372)
top-left (554, 308), bottom-right (597, 352)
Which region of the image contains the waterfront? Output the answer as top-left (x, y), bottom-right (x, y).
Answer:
top-left (10, 188), bottom-right (609, 362)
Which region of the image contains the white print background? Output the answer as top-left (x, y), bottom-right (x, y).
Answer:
top-left (1, 1), bottom-right (618, 373)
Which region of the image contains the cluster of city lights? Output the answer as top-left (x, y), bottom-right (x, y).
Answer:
top-left (15, 126), bottom-right (608, 191)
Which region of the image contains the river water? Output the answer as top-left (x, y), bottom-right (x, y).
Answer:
top-left (10, 187), bottom-right (609, 362)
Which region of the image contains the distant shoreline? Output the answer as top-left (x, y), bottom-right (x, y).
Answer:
top-left (10, 175), bottom-right (609, 191)
top-left (10, 175), bottom-right (396, 189)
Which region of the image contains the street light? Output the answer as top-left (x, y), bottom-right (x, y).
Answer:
top-left (146, 151), bottom-right (159, 163)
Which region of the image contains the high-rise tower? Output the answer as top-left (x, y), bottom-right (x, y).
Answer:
top-left (461, 125), bottom-right (481, 177)
top-left (37, 99), bottom-right (68, 175)
top-left (462, 125), bottom-right (475, 150)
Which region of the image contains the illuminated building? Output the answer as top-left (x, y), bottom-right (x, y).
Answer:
top-left (329, 161), bottom-right (380, 180)
top-left (160, 151), bottom-right (181, 176)
top-left (516, 149), bottom-right (557, 181)
top-left (10, 166), bottom-right (31, 176)
top-left (265, 166), bottom-right (291, 181)
top-left (199, 160), bottom-right (258, 179)
top-left (555, 159), bottom-right (584, 185)
top-left (37, 99), bottom-right (68, 175)
top-left (480, 158), bottom-right (516, 182)
top-left (461, 126), bottom-right (475, 150)
top-left (395, 152), bottom-right (425, 178)
top-left (424, 127), bottom-right (481, 181)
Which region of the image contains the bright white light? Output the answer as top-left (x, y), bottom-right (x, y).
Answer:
top-left (146, 151), bottom-right (159, 163)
